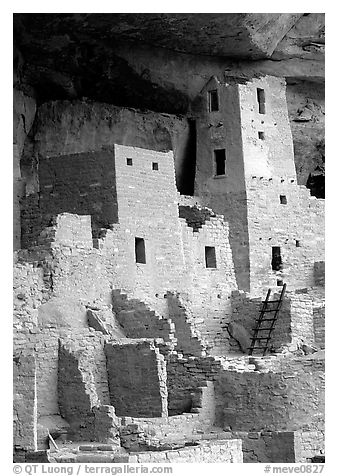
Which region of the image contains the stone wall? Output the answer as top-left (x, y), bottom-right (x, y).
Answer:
top-left (215, 355), bottom-right (324, 435)
top-left (246, 179), bottom-right (324, 294)
top-left (179, 209), bottom-right (237, 354)
top-left (294, 429), bottom-right (325, 462)
top-left (21, 149), bottom-right (118, 248)
top-left (229, 288), bottom-right (318, 354)
top-left (58, 344), bottom-right (97, 440)
top-left (13, 353), bottom-right (37, 451)
top-left (232, 431), bottom-right (297, 463)
top-left (130, 438), bottom-right (243, 463)
top-left (166, 353), bottom-right (224, 415)
top-left (105, 340), bottom-right (168, 418)
top-left (313, 305), bottom-right (325, 349)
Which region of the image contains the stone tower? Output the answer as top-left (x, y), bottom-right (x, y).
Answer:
top-left (195, 75), bottom-right (324, 294)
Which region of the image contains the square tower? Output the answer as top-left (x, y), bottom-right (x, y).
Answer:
top-left (195, 75), bottom-right (324, 294)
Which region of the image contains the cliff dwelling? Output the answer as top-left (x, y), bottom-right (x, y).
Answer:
top-left (13, 13), bottom-right (325, 465)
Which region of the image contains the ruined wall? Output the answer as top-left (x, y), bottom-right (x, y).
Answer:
top-left (21, 150), bottom-right (118, 248)
top-left (166, 353), bottom-right (224, 416)
top-left (179, 208), bottom-right (237, 354)
top-left (313, 305), bottom-right (325, 349)
top-left (105, 341), bottom-right (168, 418)
top-left (13, 354), bottom-right (37, 451)
top-left (58, 344), bottom-right (97, 440)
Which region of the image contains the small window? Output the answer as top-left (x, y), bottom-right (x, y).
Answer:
top-left (257, 88), bottom-right (266, 114)
top-left (271, 246), bottom-right (282, 271)
top-left (280, 195), bottom-right (287, 205)
top-left (126, 158), bottom-right (133, 166)
top-left (135, 237), bottom-right (146, 264)
top-left (205, 246), bottom-right (217, 268)
top-left (258, 131), bottom-right (265, 140)
top-left (214, 149), bottom-right (226, 176)
top-left (296, 240), bottom-right (301, 248)
top-left (152, 162), bottom-right (159, 171)
top-left (208, 90), bottom-right (219, 112)
top-left (277, 279), bottom-right (284, 286)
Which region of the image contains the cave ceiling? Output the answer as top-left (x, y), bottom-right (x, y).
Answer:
top-left (14, 13), bottom-right (324, 111)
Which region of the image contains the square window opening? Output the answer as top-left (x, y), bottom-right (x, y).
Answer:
top-left (271, 246), bottom-right (282, 271)
top-left (152, 162), bottom-right (159, 171)
top-left (126, 158), bottom-right (133, 166)
top-left (208, 90), bottom-right (219, 112)
top-left (280, 195), bottom-right (287, 205)
top-left (296, 240), bottom-right (301, 247)
top-left (205, 246), bottom-right (217, 268)
top-left (135, 237), bottom-right (146, 264)
top-left (258, 131), bottom-right (265, 140)
top-left (257, 88), bottom-right (266, 114)
top-left (214, 149), bottom-right (226, 176)
top-left (277, 279), bottom-right (283, 286)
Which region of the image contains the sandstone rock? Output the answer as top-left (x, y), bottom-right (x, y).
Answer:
top-left (227, 322), bottom-right (251, 354)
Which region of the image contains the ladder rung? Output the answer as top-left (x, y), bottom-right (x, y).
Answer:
top-left (248, 346), bottom-right (270, 350)
top-left (256, 318), bottom-right (277, 322)
top-left (252, 337), bottom-right (271, 341)
top-left (265, 300), bottom-right (281, 304)
top-left (261, 309), bottom-right (279, 313)
top-left (254, 327), bottom-right (274, 331)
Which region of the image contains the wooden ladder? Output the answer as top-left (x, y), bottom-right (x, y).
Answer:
top-left (248, 283), bottom-right (286, 356)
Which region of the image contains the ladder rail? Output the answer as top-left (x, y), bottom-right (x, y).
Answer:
top-left (249, 284), bottom-right (286, 356)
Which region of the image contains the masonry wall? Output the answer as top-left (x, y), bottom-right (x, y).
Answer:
top-left (245, 179), bottom-right (324, 294)
top-left (238, 76), bottom-right (297, 181)
top-left (166, 353), bottom-right (224, 415)
top-left (294, 429), bottom-right (325, 462)
top-left (100, 145), bottom-right (186, 314)
top-left (21, 149), bottom-right (118, 248)
top-left (13, 354), bottom-right (37, 451)
top-left (215, 355), bottom-right (324, 434)
top-left (105, 340), bottom-right (168, 418)
top-left (313, 305), bottom-right (325, 349)
top-left (232, 431), bottom-right (297, 463)
top-left (179, 207), bottom-right (237, 354)
top-left (58, 344), bottom-right (97, 440)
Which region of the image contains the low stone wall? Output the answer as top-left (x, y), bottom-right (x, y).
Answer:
top-left (130, 438), bottom-right (243, 463)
